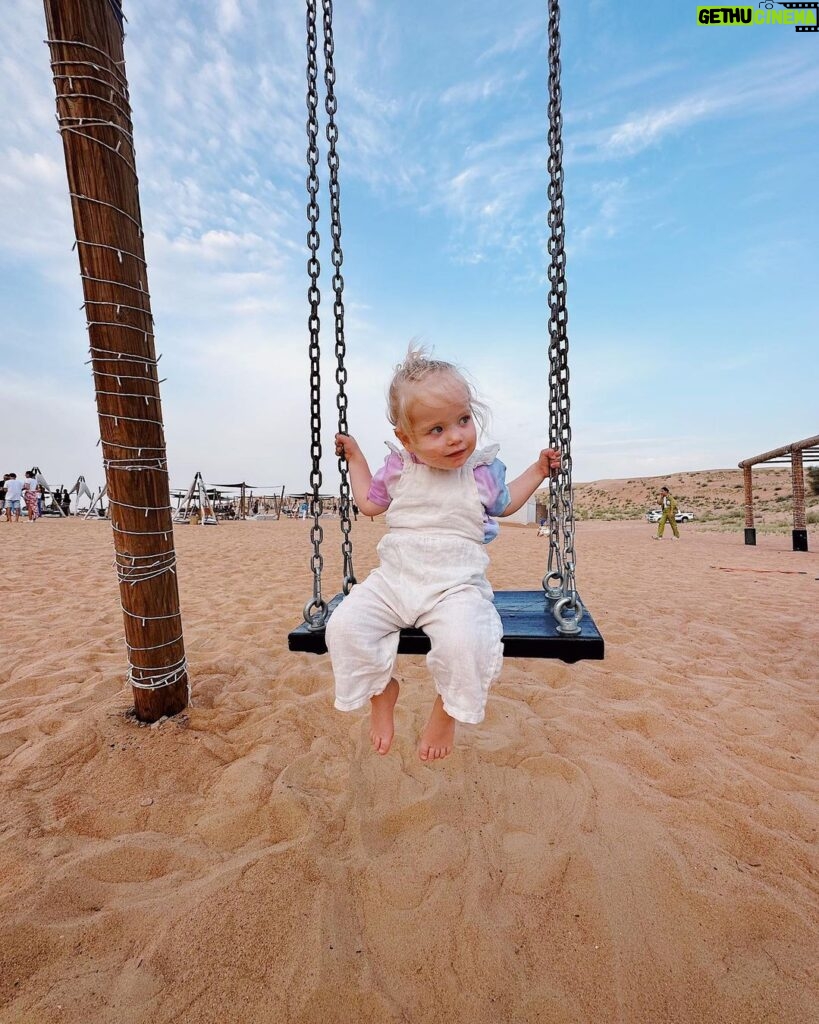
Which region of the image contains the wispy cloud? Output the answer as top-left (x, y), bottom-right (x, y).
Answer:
top-left (217, 0), bottom-right (243, 34)
top-left (477, 16), bottom-right (544, 63)
top-left (558, 48), bottom-right (819, 254)
top-left (604, 96), bottom-right (717, 156)
top-left (569, 177), bottom-right (632, 251)
top-left (593, 50), bottom-right (819, 160)
top-left (440, 70), bottom-right (527, 107)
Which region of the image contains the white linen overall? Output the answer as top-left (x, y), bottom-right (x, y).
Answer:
top-left (326, 445), bottom-right (504, 724)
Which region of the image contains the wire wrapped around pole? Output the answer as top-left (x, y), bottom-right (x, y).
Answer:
top-left (44, 0), bottom-right (189, 720)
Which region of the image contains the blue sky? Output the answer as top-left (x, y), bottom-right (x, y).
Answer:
top-left (3, 0), bottom-right (818, 494)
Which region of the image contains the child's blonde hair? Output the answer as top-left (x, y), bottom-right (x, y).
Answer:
top-left (387, 344), bottom-right (489, 437)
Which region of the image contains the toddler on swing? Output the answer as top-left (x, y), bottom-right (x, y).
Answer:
top-left (327, 347), bottom-right (560, 761)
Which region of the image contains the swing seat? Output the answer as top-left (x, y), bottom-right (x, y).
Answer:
top-left (288, 590), bottom-right (604, 662)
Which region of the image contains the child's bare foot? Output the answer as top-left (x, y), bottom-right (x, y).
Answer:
top-left (370, 678), bottom-right (399, 754)
top-left (418, 695), bottom-right (456, 762)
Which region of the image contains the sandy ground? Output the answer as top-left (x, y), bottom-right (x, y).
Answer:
top-left (0, 515), bottom-right (816, 1024)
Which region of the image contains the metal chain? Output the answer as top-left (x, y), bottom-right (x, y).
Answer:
top-left (322, 0), bottom-right (356, 595)
top-left (303, 0), bottom-right (327, 628)
top-left (544, 0), bottom-right (582, 635)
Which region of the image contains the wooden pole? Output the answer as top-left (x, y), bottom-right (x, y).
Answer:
top-left (791, 449), bottom-right (808, 552)
top-left (44, 0), bottom-right (188, 721)
top-left (742, 465), bottom-right (756, 546)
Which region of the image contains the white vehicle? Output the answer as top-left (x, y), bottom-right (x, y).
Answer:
top-left (646, 508), bottom-right (695, 523)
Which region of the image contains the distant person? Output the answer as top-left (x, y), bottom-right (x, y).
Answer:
top-left (60, 487), bottom-right (71, 516)
top-left (299, 500), bottom-right (308, 520)
top-left (653, 486), bottom-right (679, 540)
top-left (4, 473), bottom-right (25, 522)
top-left (352, 502), bottom-right (359, 521)
top-left (0, 474), bottom-right (8, 516)
top-left (22, 471), bottom-right (40, 523)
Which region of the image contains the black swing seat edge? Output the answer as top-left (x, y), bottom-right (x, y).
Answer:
top-left (288, 590), bottom-right (604, 662)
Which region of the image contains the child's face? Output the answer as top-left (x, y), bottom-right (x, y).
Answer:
top-left (396, 376), bottom-right (477, 470)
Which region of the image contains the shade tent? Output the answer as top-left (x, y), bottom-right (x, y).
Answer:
top-left (69, 475), bottom-right (94, 499)
top-left (32, 467), bottom-right (67, 516)
top-left (83, 483), bottom-right (109, 519)
top-left (69, 475), bottom-right (95, 511)
top-left (214, 482), bottom-right (255, 520)
top-left (213, 483), bottom-right (286, 519)
top-left (173, 472), bottom-right (218, 525)
top-left (283, 493), bottom-right (341, 518)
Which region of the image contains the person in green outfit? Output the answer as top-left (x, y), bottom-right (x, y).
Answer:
top-left (654, 486), bottom-right (679, 539)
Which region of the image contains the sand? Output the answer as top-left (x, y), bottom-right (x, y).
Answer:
top-left (0, 515), bottom-right (816, 1024)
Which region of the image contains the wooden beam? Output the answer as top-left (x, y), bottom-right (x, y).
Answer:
top-left (738, 433), bottom-right (819, 468)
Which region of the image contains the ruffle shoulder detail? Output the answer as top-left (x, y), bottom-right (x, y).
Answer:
top-left (384, 440), bottom-right (412, 466)
top-left (468, 443), bottom-right (501, 468)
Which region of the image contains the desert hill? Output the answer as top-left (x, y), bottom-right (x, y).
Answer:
top-left (538, 467), bottom-right (819, 531)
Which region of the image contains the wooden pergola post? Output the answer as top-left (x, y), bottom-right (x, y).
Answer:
top-left (44, 0), bottom-right (188, 721)
top-left (742, 465), bottom-right (756, 546)
top-left (739, 433), bottom-right (817, 553)
top-left (791, 449), bottom-right (808, 552)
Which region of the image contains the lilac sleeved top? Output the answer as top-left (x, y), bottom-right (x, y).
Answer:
top-left (367, 444), bottom-right (510, 543)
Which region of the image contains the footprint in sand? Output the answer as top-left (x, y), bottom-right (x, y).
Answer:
top-left (489, 754), bottom-right (594, 896)
top-left (343, 748), bottom-right (593, 911)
